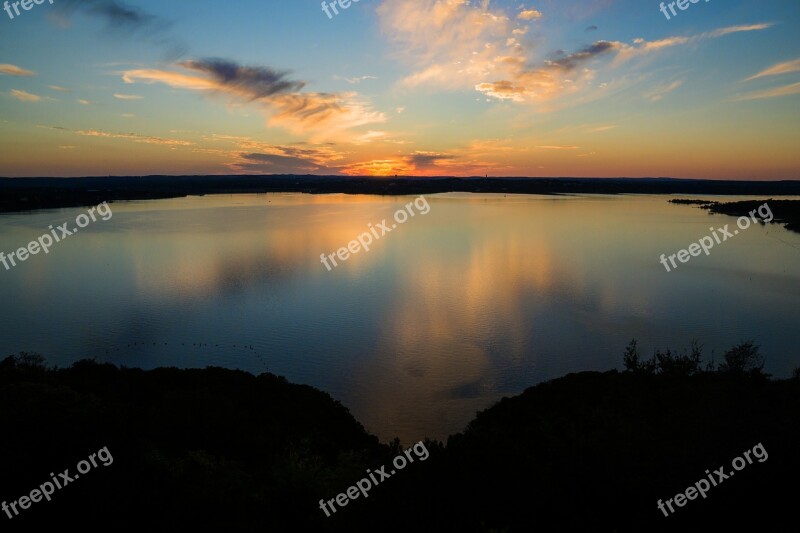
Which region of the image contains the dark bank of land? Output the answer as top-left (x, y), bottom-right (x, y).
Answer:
top-left (1, 175), bottom-right (800, 213)
top-left (2, 343), bottom-right (798, 532)
top-left (671, 198), bottom-right (800, 233)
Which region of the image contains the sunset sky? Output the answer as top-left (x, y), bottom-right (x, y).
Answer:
top-left (0, 0), bottom-right (798, 178)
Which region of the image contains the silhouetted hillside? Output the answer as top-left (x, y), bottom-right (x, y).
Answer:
top-left (1, 349), bottom-right (798, 532)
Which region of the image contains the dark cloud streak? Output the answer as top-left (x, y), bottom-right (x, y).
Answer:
top-left (179, 59), bottom-right (306, 100)
top-left (55, 0), bottom-right (185, 59)
top-left (548, 41), bottom-right (618, 70)
top-left (406, 152), bottom-right (454, 168)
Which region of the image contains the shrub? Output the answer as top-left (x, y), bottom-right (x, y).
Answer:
top-left (622, 339), bottom-right (656, 374)
top-left (718, 342), bottom-right (765, 375)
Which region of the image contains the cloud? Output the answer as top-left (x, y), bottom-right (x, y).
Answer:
top-left (122, 59), bottom-right (386, 137)
top-left (339, 140), bottom-right (505, 176)
top-left (266, 92), bottom-right (387, 138)
top-left (548, 41), bottom-right (619, 70)
top-left (54, 0), bottom-right (185, 59)
top-left (536, 145), bottom-right (579, 150)
top-left (10, 89), bottom-right (41, 102)
top-left (615, 23), bottom-right (772, 64)
top-left (176, 59), bottom-right (306, 99)
top-left (232, 153), bottom-right (325, 174)
top-left (732, 82), bottom-right (800, 101)
top-left (644, 79), bottom-right (683, 101)
top-left (704, 23), bottom-right (773, 38)
top-left (745, 58), bottom-right (800, 81)
top-left (40, 124), bottom-right (193, 146)
top-left (355, 130), bottom-right (389, 144)
top-left (0, 64), bottom-right (35, 76)
top-left (203, 134), bottom-right (346, 174)
top-left (518, 9), bottom-right (543, 21)
top-left (56, 0), bottom-right (164, 32)
top-left (114, 93), bottom-right (144, 100)
top-left (78, 99), bottom-right (91, 105)
top-left (340, 75), bottom-right (378, 84)
top-left (476, 40), bottom-right (619, 103)
top-left (340, 159), bottom-right (412, 176)
top-left (475, 80), bottom-right (527, 101)
top-left (474, 22), bottom-right (773, 106)
top-left (74, 129), bottom-right (194, 146)
top-left (49, 85), bottom-right (71, 92)
top-left (585, 124), bottom-right (616, 133)
top-left (377, 0), bottom-right (519, 89)
top-left (406, 151), bottom-right (455, 167)
top-left (123, 59), bottom-right (306, 102)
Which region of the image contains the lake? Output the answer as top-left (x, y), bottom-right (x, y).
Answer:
top-left (1, 193), bottom-right (798, 443)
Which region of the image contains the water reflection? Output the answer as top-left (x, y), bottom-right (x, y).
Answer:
top-left (1, 193), bottom-right (799, 443)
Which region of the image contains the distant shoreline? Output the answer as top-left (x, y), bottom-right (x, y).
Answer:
top-left (671, 198), bottom-right (800, 234)
top-left (1, 175), bottom-right (799, 214)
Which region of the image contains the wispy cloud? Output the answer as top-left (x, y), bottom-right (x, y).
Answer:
top-left (40, 124), bottom-right (195, 146)
top-left (114, 93), bottom-right (144, 100)
top-left (0, 64), bottom-right (35, 77)
top-left (54, 0), bottom-right (185, 59)
top-left (585, 124), bottom-right (616, 133)
top-left (49, 85), bottom-right (72, 92)
top-left (644, 80), bottom-right (683, 101)
top-left (732, 82), bottom-right (800, 101)
top-left (475, 23), bottom-right (772, 106)
top-left (337, 75), bottom-right (378, 84)
top-left (122, 58), bottom-right (386, 138)
top-left (745, 58), bottom-right (800, 81)
top-left (75, 129), bottom-right (194, 146)
top-left (536, 145), bottom-right (579, 150)
top-left (54, 0), bottom-right (168, 33)
top-left (704, 23), bottom-right (773, 38)
top-left (10, 89), bottom-right (42, 102)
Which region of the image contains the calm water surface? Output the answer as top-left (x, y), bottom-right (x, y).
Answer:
top-left (1, 193), bottom-right (799, 442)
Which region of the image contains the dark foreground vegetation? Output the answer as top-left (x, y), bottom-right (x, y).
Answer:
top-left (1, 343), bottom-right (798, 532)
top-left (2, 175), bottom-right (800, 213)
top-left (671, 198), bottom-right (800, 233)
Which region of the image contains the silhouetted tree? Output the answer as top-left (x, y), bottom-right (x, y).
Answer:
top-left (654, 340), bottom-right (704, 377)
top-left (622, 339), bottom-right (656, 373)
top-left (718, 341), bottom-right (765, 376)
